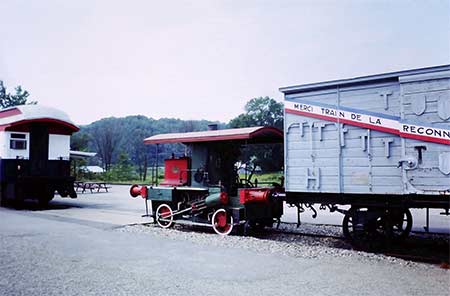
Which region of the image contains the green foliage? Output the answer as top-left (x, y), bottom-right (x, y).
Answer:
top-left (0, 81), bottom-right (37, 108)
top-left (71, 132), bottom-right (90, 151)
top-left (90, 118), bottom-right (121, 172)
top-left (71, 96), bottom-right (284, 182)
top-left (229, 113), bottom-right (255, 128)
top-left (70, 132), bottom-right (94, 180)
top-left (229, 96), bottom-right (283, 130)
top-left (73, 115), bottom-right (223, 180)
top-left (229, 96), bottom-right (284, 172)
top-left (239, 171), bottom-right (284, 185)
top-left (103, 152), bottom-right (137, 181)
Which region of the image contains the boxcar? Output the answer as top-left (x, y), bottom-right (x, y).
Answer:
top-left (280, 65), bottom-right (450, 241)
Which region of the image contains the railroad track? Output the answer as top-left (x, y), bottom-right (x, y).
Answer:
top-left (264, 223), bottom-right (345, 240)
top-left (265, 222), bottom-right (450, 265)
top-left (135, 220), bottom-right (449, 266)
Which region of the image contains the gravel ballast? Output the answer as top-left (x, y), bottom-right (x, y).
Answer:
top-left (117, 222), bottom-right (447, 267)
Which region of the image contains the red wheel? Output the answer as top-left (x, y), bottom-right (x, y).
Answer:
top-left (212, 209), bottom-right (233, 235)
top-left (155, 204), bottom-right (173, 228)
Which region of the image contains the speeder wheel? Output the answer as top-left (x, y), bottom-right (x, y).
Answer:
top-left (155, 204), bottom-right (174, 228)
top-left (212, 209), bottom-right (233, 235)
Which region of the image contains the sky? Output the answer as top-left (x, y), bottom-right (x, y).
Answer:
top-left (1, 0), bottom-right (449, 125)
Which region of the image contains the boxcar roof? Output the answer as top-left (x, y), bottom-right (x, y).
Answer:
top-left (0, 105), bottom-right (79, 133)
top-left (144, 126), bottom-right (283, 144)
top-left (279, 64), bottom-right (450, 94)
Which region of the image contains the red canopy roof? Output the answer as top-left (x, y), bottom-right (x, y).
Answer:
top-left (144, 126), bottom-right (283, 144)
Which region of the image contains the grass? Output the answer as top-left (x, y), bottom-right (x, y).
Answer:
top-left (80, 169), bottom-right (284, 186)
top-left (239, 171), bottom-right (284, 185)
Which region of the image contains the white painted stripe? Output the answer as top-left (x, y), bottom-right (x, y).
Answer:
top-left (285, 101), bottom-right (450, 145)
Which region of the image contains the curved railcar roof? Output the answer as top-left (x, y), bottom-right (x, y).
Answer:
top-left (0, 105), bottom-right (79, 133)
top-left (144, 126), bottom-right (283, 144)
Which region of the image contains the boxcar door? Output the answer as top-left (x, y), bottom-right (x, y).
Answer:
top-left (284, 89), bottom-right (341, 194)
top-left (339, 82), bottom-right (403, 194)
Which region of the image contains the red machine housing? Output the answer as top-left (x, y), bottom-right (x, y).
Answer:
top-left (130, 184), bottom-right (148, 199)
top-left (160, 157), bottom-right (190, 186)
top-left (240, 188), bottom-right (271, 204)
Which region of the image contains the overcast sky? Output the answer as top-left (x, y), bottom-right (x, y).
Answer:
top-left (1, 0), bottom-right (449, 125)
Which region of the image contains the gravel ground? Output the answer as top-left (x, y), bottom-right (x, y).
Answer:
top-left (117, 222), bottom-right (444, 267)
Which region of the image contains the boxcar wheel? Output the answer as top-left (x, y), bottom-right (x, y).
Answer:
top-left (343, 207), bottom-right (363, 242)
top-left (343, 207), bottom-right (413, 247)
top-left (383, 208), bottom-right (413, 240)
top-left (342, 207), bottom-right (384, 247)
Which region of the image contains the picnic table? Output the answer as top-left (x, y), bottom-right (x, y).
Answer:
top-left (74, 181), bottom-right (110, 193)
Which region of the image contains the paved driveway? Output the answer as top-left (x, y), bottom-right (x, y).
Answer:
top-left (0, 185), bottom-right (448, 296)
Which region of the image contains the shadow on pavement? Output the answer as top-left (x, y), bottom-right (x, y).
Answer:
top-left (1, 199), bottom-right (83, 211)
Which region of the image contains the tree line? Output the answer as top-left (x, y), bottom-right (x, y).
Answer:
top-left (71, 116), bottom-right (225, 180)
top-left (0, 81), bottom-right (36, 108)
top-left (73, 96), bottom-right (284, 181)
top-left (0, 80), bottom-right (284, 181)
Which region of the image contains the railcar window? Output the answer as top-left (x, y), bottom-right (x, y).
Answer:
top-left (11, 133), bottom-right (26, 139)
top-left (10, 133), bottom-right (27, 150)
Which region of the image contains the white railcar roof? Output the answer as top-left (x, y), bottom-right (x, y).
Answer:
top-left (0, 104), bottom-right (79, 132)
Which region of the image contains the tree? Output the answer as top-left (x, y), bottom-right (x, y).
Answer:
top-left (91, 119), bottom-right (121, 172)
top-left (74, 115), bottom-right (224, 181)
top-left (183, 120), bottom-right (195, 132)
top-left (70, 132), bottom-right (90, 151)
top-left (106, 152), bottom-right (136, 181)
top-left (70, 132), bottom-right (91, 179)
top-left (229, 96), bottom-right (284, 172)
top-left (129, 126), bottom-right (152, 181)
top-left (229, 96), bottom-right (283, 130)
top-left (0, 81), bottom-right (37, 108)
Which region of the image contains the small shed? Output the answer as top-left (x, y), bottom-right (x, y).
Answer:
top-left (143, 126), bottom-right (283, 191)
top-left (80, 166), bottom-right (105, 174)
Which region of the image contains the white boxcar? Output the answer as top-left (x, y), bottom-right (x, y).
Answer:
top-left (280, 65), bottom-right (450, 241)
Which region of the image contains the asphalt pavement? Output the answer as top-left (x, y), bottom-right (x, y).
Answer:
top-left (0, 185), bottom-right (449, 296)
top-left (27, 185), bottom-right (450, 233)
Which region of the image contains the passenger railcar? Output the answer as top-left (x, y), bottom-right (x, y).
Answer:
top-left (0, 105), bottom-right (79, 206)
